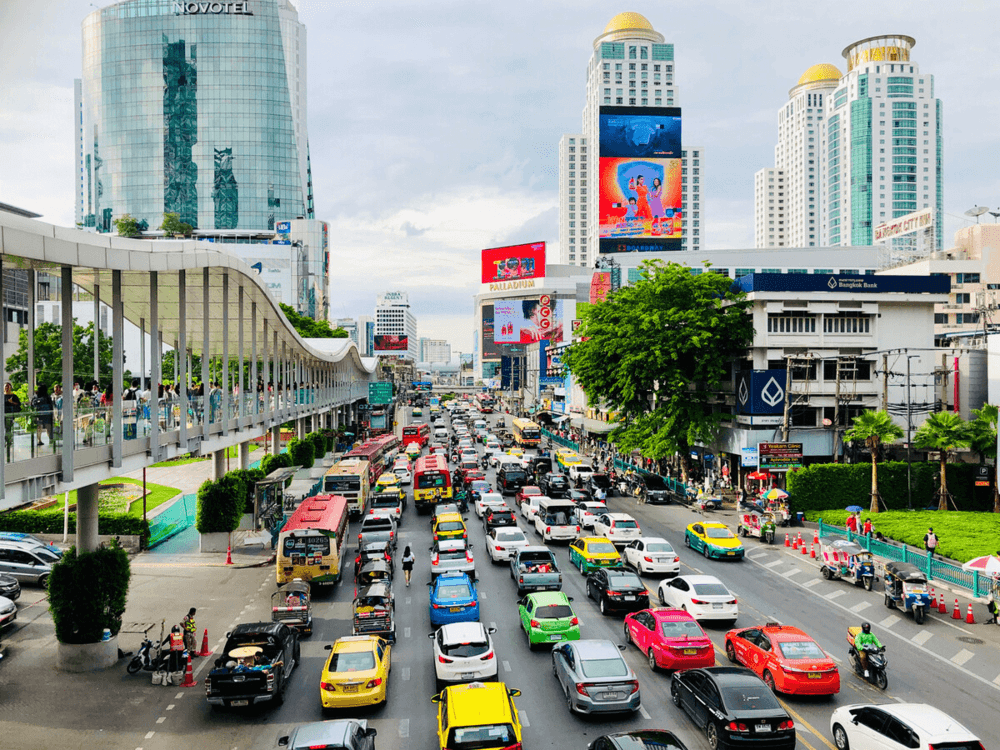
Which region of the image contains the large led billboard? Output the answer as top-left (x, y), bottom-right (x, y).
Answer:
top-left (494, 295), bottom-right (565, 345)
top-left (373, 334), bottom-right (408, 354)
top-left (598, 106), bottom-right (682, 253)
top-left (481, 304), bottom-right (522, 360)
top-left (482, 242), bottom-right (546, 284)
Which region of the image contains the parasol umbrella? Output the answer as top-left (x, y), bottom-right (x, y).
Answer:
top-left (747, 471), bottom-right (769, 481)
top-left (961, 555), bottom-right (1000, 576)
top-left (845, 505), bottom-right (864, 513)
top-left (764, 488), bottom-right (789, 501)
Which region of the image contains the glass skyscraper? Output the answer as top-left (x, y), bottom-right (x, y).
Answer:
top-left (75, 0), bottom-right (312, 233)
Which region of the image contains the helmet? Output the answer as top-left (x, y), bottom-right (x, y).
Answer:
top-left (861, 622), bottom-right (871, 634)
top-left (171, 625), bottom-right (181, 634)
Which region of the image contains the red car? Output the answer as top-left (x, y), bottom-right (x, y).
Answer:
top-left (725, 623), bottom-right (840, 696)
top-left (624, 608), bottom-right (715, 672)
top-left (516, 486), bottom-right (542, 505)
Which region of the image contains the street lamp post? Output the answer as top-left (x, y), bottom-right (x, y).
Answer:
top-left (906, 354), bottom-right (917, 511)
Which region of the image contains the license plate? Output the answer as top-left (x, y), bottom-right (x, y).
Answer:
top-left (712, 603), bottom-right (723, 609)
top-left (727, 551), bottom-right (735, 556)
top-left (230, 700), bottom-right (249, 707)
top-left (623, 595), bottom-right (636, 601)
top-left (603, 692), bottom-right (623, 701)
top-left (461, 672), bottom-right (476, 680)
top-left (755, 723), bottom-right (770, 733)
top-left (549, 634), bottom-right (563, 641)
top-left (450, 607), bottom-right (462, 612)
top-left (343, 684), bottom-right (359, 693)
top-left (683, 649), bottom-right (697, 655)
top-left (807, 672), bottom-right (821, 679)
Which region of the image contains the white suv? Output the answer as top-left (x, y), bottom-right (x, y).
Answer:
top-left (430, 622), bottom-right (499, 690)
top-left (830, 703), bottom-right (983, 750)
top-left (591, 513), bottom-right (641, 548)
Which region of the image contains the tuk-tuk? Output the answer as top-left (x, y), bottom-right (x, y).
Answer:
top-left (270, 579), bottom-right (312, 635)
top-left (883, 561), bottom-right (932, 624)
top-left (355, 559), bottom-right (393, 589)
top-left (354, 541), bottom-right (393, 579)
top-left (737, 510), bottom-right (777, 544)
top-left (352, 582), bottom-right (395, 642)
top-left (819, 536), bottom-right (876, 590)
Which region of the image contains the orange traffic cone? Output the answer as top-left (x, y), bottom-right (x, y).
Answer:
top-left (180, 652), bottom-right (198, 687)
top-left (797, 532), bottom-right (803, 548)
top-left (966, 603), bottom-right (976, 624)
top-left (813, 529), bottom-right (819, 545)
top-left (930, 588), bottom-right (937, 610)
top-left (197, 628), bottom-right (212, 657)
top-left (801, 540), bottom-right (808, 555)
top-left (225, 546), bottom-right (233, 565)
top-left (810, 544), bottom-right (816, 559)
top-left (939, 593), bottom-right (948, 614)
top-left (952, 599), bottom-right (961, 620)
top-left (784, 534), bottom-right (791, 548)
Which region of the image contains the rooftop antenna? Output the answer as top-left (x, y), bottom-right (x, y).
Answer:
top-left (965, 206), bottom-right (989, 224)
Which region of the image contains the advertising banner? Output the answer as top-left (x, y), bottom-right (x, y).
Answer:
top-left (590, 271), bottom-right (612, 303)
top-left (598, 106), bottom-right (683, 253)
top-left (482, 305), bottom-right (523, 360)
top-left (732, 273), bottom-right (950, 295)
top-left (373, 335), bottom-right (408, 353)
top-left (482, 242), bottom-right (546, 284)
top-left (276, 221), bottom-right (290, 234)
top-left (494, 295), bottom-right (564, 345)
top-left (874, 207), bottom-right (933, 242)
top-left (758, 443), bottom-right (803, 472)
top-left (740, 447), bottom-right (759, 468)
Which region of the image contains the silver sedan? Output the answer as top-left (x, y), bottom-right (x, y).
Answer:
top-left (551, 639), bottom-right (641, 715)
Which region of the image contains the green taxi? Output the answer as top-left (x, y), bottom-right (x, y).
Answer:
top-left (568, 537), bottom-right (623, 574)
top-left (517, 591), bottom-right (580, 650)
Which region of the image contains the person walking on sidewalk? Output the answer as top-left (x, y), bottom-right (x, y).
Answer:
top-left (181, 607), bottom-right (198, 653)
top-left (401, 546), bottom-right (415, 587)
top-left (924, 527), bottom-right (939, 558)
top-left (862, 517), bottom-right (873, 537)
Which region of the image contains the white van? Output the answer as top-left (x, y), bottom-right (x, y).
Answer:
top-left (534, 498), bottom-right (579, 543)
top-left (433, 427), bottom-right (448, 441)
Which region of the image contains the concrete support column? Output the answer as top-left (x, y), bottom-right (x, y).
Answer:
top-left (60, 266), bottom-right (75, 482)
top-left (271, 425), bottom-right (281, 456)
top-left (76, 483), bottom-right (100, 553)
top-left (297, 418), bottom-right (306, 440)
top-left (212, 449), bottom-right (225, 480)
top-left (238, 440), bottom-right (250, 470)
top-left (149, 272), bottom-right (160, 461)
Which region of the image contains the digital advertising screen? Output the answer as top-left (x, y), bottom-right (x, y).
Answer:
top-left (373, 335), bottom-right (408, 353)
top-left (598, 106), bottom-right (683, 253)
top-left (493, 295), bottom-right (565, 345)
top-left (482, 242), bottom-right (546, 284)
top-left (482, 305), bottom-right (523, 360)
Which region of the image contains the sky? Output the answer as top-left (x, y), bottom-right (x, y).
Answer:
top-left (2, 0), bottom-right (999, 357)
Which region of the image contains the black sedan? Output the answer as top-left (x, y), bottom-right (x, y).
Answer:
top-left (638, 472), bottom-right (671, 504)
top-left (483, 507), bottom-right (517, 534)
top-left (586, 569), bottom-right (649, 616)
top-left (670, 667), bottom-right (795, 750)
top-left (540, 472), bottom-right (571, 498)
top-left (588, 730), bottom-right (688, 750)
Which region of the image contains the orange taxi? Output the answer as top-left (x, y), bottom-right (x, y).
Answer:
top-left (724, 622), bottom-right (839, 696)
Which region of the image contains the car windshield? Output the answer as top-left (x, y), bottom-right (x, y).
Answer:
top-left (720, 685), bottom-right (782, 711)
top-left (607, 572), bottom-right (643, 588)
top-left (587, 542), bottom-right (616, 554)
top-left (647, 542), bottom-right (674, 553)
top-left (448, 724), bottom-right (516, 749)
top-left (543, 511), bottom-right (572, 525)
top-left (504, 471), bottom-right (526, 481)
top-left (660, 620), bottom-right (705, 638)
top-left (437, 522), bottom-right (465, 532)
top-left (328, 651), bottom-right (375, 673)
top-left (641, 475), bottom-right (668, 490)
top-left (580, 657), bottom-right (629, 678)
top-left (705, 527), bottom-right (734, 539)
top-left (778, 640), bottom-right (827, 660)
top-left (614, 520), bottom-right (638, 529)
top-left (550, 476), bottom-right (567, 485)
top-left (692, 582), bottom-right (730, 597)
top-left (535, 604), bottom-right (573, 619)
top-left (441, 641), bottom-right (489, 658)
top-left (495, 530), bottom-right (526, 542)
top-left (489, 511), bottom-right (514, 521)
top-left (437, 584), bottom-right (472, 600)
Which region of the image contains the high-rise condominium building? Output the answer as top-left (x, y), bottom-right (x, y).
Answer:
top-left (755, 35), bottom-right (943, 251)
top-left (75, 0), bottom-right (312, 233)
top-left (557, 12), bottom-right (703, 266)
top-left (375, 292), bottom-right (418, 361)
top-left (419, 338), bottom-right (451, 364)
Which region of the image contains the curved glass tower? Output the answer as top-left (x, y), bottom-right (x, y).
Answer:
top-left (75, 0), bottom-right (310, 232)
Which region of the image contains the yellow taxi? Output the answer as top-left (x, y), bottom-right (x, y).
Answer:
top-left (375, 472), bottom-right (406, 500)
top-left (556, 450), bottom-right (582, 471)
top-left (506, 447), bottom-right (524, 460)
top-left (432, 681), bottom-right (523, 750)
top-left (320, 635), bottom-right (391, 709)
top-left (568, 536), bottom-right (623, 574)
top-left (684, 521), bottom-right (745, 560)
top-left (433, 512), bottom-right (468, 542)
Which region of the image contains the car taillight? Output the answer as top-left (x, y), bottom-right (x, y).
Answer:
top-left (462, 531), bottom-right (467, 538)
top-left (575, 526), bottom-right (580, 532)
top-left (570, 617), bottom-right (579, 626)
top-left (466, 552), bottom-right (473, 562)
top-left (389, 531), bottom-right (395, 539)
top-left (546, 527), bottom-right (551, 534)
top-left (627, 680), bottom-right (639, 694)
top-left (432, 555), bottom-right (439, 565)
top-left (727, 722), bottom-right (749, 732)
top-left (358, 533), bottom-right (362, 541)
top-left (777, 720), bottom-right (794, 731)
top-left (606, 590), bottom-right (620, 597)
top-left (320, 682), bottom-right (337, 691)
top-left (643, 556), bottom-right (653, 563)
top-left (729, 598), bottom-right (738, 605)
top-left (530, 619), bottom-right (540, 628)
top-left (438, 655), bottom-right (453, 663)
top-left (495, 545), bottom-right (503, 551)
top-left (480, 651), bottom-right (494, 661)
top-left (432, 602), bottom-right (441, 609)
top-left (691, 599), bottom-right (708, 605)
top-left (370, 509), bottom-right (375, 514)
top-left (502, 743), bottom-right (522, 750)
top-left (575, 683), bottom-right (590, 696)
top-left (366, 678), bottom-right (383, 689)
top-left (354, 556), bottom-right (360, 565)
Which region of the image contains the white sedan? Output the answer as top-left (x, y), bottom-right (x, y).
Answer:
top-left (431, 621), bottom-right (499, 690)
top-left (392, 466), bottom-right (412, 485)
top-left (486, 527), bottom-right (529, 563)
top-left (622, 537), bottom-right (679, 576)
top-left (572, 501), bottom-right (607, 529)
top-left (657, 574), bottom-right (739, 623)
top-left (475, 492), bottom-right (507, 518)
top-left (830, 703), bottom-right (982, 750)
top-left (591, 513), bottom-right (641, 548)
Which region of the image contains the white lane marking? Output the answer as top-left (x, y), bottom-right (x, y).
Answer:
top-left (952, 649), bottom-right (975, 666)
top-left (911, 630), bottom-right (933, 646)
top-left (639, 705), bottom-right (651, 720)
top-left (144, 732), bottom-right (155, 740)
top-left (156, 717), bottom-right (166, 724)
top-left (403, 668), bottom-right (411, 681)
top-left (825, 591), bottom-right (846, 601)
top-left (828, 653), bottom-right (842, 664)
top-left (166, 704), bottom-right (175, 711)
top-left (399, 719), bottom-right (410, 738)
top-left (850, 601), bottom-right (871, 613)
top-left (993, 673), bottom-right (1000, 685)
top-left (481, 591), bottom-right (488, 600)
top-left (404, 628), bottom-right (411, 639)
top-left (763, 560), bottom-right (783, 569)
top-left (521, 711), bottom-right (530, 727)
top-left (878, 615), bottom-right (901, 628)
top-left (503, 660), bottom-right (512, 672)
top-left (800, 579), bottom-right (820, 588)
top-left (175, 693), bottom-right (184, 699)
top-left (781, 568), bottom-right (802, 579)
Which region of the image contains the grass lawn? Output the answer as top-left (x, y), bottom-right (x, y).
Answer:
top-left (806, 509), bottom-right (1000, 563)
top-left (149, 443), bottom-right (260, 467)
top-left (44, 477), bottom-right (181, 518)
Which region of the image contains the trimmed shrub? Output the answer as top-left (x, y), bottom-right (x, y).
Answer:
top-left (288, 438), bottom-right (314, 470)
top-left (195, 474), bottom-right (243, 534)
top-left (48, 540), bottom-right (131, 643)
top-left (228, 467), bottom-right (266, 514)
top-left (310, 431), bottom-right (327, 459)
top-left (260, 451), bottom-right (291, 477)
top-left (0, 510), bottom-right (148, 536)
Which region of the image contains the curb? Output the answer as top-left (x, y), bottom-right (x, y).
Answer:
top-left (209, 552), bottom-right (276, 569)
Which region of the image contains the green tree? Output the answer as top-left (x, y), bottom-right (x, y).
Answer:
top-left (160, 212), bottom-right (193, 238)
top-left (563, 260), bottom-right (753, 481)
top-left (160, 350), bottom-right (202, 385)
top-left (113, 213), bottom-right (143, 238)
top-left (968, 404), bottom-right (999, 512)
top-left (914, 411), bottom-right (971, 511)
top-left (844, 410), bottom-right (904, 513)
top-left (279, 303), bottom-right (349, 339)
top-left (5, 320), bottom-right (117, 390)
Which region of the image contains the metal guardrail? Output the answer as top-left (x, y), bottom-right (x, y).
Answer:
top-left (541, 428), bottom-right (579, 453)
top-left (818, 519), bottom-right (997, 599)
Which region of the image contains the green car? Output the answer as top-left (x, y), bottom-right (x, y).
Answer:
top-left (413, 407), bottom-right (423, 416)
top-left (517, 591), bottom-right (580, 650)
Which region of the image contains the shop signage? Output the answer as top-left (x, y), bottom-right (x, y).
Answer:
top-left (489, 279), bottom-right (536, 292)
top-left (736, 369), bottom-right (786, 416)
top-left (874, 208), bottom-right (933, 242)
top-left (758, 442), bottom-right (803, 471)
top-left (276, 221), bottom-right (290, 233)
top-left (740, 447), bottom-right (758, 467)
top-left (172, 1), bottom-right (253, 14)
top-left (975, 465), bottom-right (991, 487)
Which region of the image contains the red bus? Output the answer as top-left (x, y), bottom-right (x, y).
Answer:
top-left (344, 433), bottom-right (401, 485)
top-left (475, 393), bottom-right (494, 413)
top-left (276, 494), bottom-right (350, 585)
top-left (413, 453), bottom-right (452, 513)
top-left (402, 422), bottom-right (430, 449)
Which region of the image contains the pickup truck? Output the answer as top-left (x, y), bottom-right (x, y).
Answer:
top-left (205, 622), bottom-right (299, 709)
top-left (510, 546), bottom-right (562, 596)
top-left (358, 515), bottom-right (397, 552)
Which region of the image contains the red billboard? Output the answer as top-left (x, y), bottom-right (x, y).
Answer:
top-left (373, 335), bottom-right (408, 353)
top-left (481, 242), bottom-right (546, 284)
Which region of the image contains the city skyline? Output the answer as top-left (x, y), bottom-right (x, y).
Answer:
top-left (2, 1), bottom-right (998, 352)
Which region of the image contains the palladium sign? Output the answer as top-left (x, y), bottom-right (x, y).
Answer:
top-left (172, 2), bottom-right (253, 14)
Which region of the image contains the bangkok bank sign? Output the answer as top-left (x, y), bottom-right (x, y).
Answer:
top-left (172, 2), bottom-right (253, 14)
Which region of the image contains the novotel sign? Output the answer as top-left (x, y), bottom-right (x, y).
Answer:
top-left (172, 2), bottom-right (253, 14)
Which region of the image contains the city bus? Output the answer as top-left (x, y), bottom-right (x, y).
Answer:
top-left (323, 458), bottom-right (371, 516)
top-left (413, 453), bottom-right (452, 513)
top-left (511, 418), bottom-right (541, 448)
top-left (475, 392), bottom-right (494, 413)
top-left (276, 494), bottom-right (350, 586)
top-left (402, 422), bottom-right (430, 449)
top-left (413, 381), bottom-right (433, 393)
top-left (344, 433), bottom-right (401, 484)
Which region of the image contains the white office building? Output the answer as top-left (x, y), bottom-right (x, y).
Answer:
top-left (375, 292), bottom-right (418, 361)
top-left (557, 12), bottom-right (703, 266)
top-left (420, 338), bottom-right (451, 364)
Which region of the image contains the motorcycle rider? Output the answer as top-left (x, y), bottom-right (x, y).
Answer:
top-left (167, 625), bottom-right (185, 672)
top-left (854, 622), bottom-right (883, 677)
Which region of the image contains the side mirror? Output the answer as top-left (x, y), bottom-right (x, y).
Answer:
top-left (431, 693), bottom-right (442, 703)
top-left (323, 644), bottom-right (333, 651)
top-left (508, 688), bottom-right (522, 697)
top-left (567, 596), bottom-right (574, 602)
top-left (487, 627), bottom-right (498, 635)
top-left (468, 544), bottom-right (474, 550)
top-left (428, 632), bottom-right (436, 639)
top-left (427, 582), bottom-right (434, 587)
top-left (617, 644), bottom-right (627, 651)
top-left (365, 728), bottom-right (377, 738)
top-left (278, 737), bottom-right (290, 747)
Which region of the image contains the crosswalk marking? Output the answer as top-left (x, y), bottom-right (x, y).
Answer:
top-left (911, 631), bottom-right (933, 646)
top-left (800, 579), bottom-right (820, 588)
top-left (402, 668), bottom-right (411, 681)
top-left (781, 568), bottom-right (802, 578)
top-left (503, 660), bottom-right (511, 672)
top-left (404, 627), bottom-right (411, 639)
top-left (850, 602), bottom-right (871, 613)
top-left (878, 614), bottom-right (901, 628)
top-left (764, 559), bottom-right (783, 569)
top-left (824, 591), bottom-right (846, 600)
top-left (398, 719), bottom-right (410, 738)
top-left (951, 649), bottom-right (974, 666)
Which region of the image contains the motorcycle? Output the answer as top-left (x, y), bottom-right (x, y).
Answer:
top-left (126, 637), bottom-right (169, 674)
top-left (847, 627), bottom-right (887, 690)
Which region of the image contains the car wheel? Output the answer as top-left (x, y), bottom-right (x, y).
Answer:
top-left (526, 626), bottom-right (536, 651)
top-left (38, 574), bottom-right (49, 589)
top-left (706, 722), bottom-right (720, 750)
top-left (833, 723), bottom-right (850, 750)
top-left (552, 656), bottom-right (559, 677)
top-left (670, 682), bottom-right (681, 706)
top-left (600, 597), bottom-right (608, 616)
top-left (702, 544), bottom-right (710, 559)
top-left (587, 583), bottom-right (594, 600)
top-left (763, 670), bottom-right (776, 692)
top-left (725, 641), bottom-right (737, 663)
top-left (658, 588), bottom-right (667, 606)
top-left (565, 689), bottom-right (575, 714)
top-left (648, 648), bottom-right (658, 672)
top-left (684, 534), bottom-right (691, 548)
top-left (623, 621), bottom-right (632, 644)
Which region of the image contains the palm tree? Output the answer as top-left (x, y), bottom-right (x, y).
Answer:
top-left (845, 410), bottom-right (904, 513)
top-left (913, 411), bottom-right (971, 511)
top-left (968, 405), bottom-right (999, 513)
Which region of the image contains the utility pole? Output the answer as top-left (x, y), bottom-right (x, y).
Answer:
top-left (882, 353), bottom-right (888, 411)
top-left (781, 356), bottom-right (793, 442)
top-left (833, 358), bottom-right (842, 463)
top-left (906, 354), bottom-right (913, 511)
